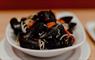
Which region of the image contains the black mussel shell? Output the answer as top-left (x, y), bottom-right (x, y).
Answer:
top-left (10, 17), bottom-right (21, 35)
top-left (19, 33), bottom-right (39, 49)
top-left (59, 35), bottom-right (73, 47)
top-left (37, 10), bottom-right (56, 23)
top-left (68, 22), bottom-right (77, 33)
top-left (32, 15), bottom-right (40, 22)
top-left (21, 17), bottom-right (27, 22)
top-left (60, 16), bottom-right (73, 23)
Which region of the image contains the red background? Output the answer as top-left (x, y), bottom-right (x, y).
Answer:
top-left (0, 0), bottom-right (95, 10)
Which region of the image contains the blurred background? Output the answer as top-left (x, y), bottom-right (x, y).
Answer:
top-left (0, 0), bottom-right (95, 10)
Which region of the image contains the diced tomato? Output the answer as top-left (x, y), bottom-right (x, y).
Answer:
top-left (47, 22), bottom-right (56, 28)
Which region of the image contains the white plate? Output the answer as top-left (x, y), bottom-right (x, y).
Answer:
top-left (86, 22), bottom-right (95, 41)
top-left (0, 38), bottom-right (90, 60)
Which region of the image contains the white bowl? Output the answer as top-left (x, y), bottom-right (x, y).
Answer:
top-left (6, 12), bottom-right (86, 57)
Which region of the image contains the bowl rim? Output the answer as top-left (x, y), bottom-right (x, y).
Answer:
top-left (5, 11), bottom-right (86, 52)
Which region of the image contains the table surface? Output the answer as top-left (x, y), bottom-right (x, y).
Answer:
top-left (0, 9), bottom-right (95, 60)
